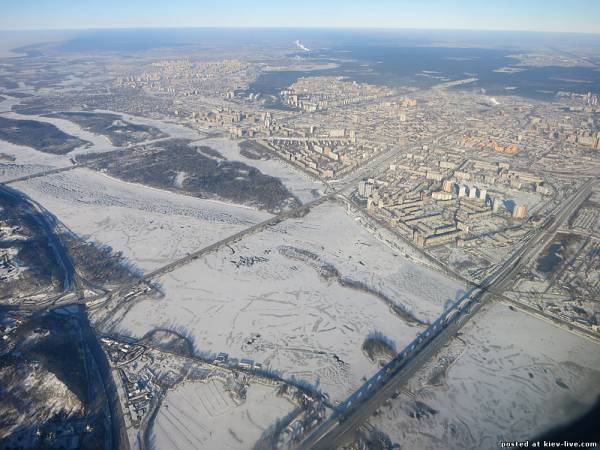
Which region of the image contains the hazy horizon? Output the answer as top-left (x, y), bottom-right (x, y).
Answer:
top-left (2, 0), bottom-right (600, 34)
top-left (2, 26), bottom-right (600, 35)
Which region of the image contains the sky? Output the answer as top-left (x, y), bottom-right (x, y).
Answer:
top-left (0, 0), bottom-right (599, 34)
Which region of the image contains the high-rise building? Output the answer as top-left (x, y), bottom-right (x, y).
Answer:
top-left (358, 179), bottom-right (373, 198)
top-left (513, 204), bottom-right (527, 219)
top-left (459, 185), bottom-right (468, 197)
top-left (478, 188), bottom-right (487, 202)
top-left (442, 180), bottom-right (454, 193)
top-left (432, 191), bottom-right (453, 201)
top-left (492, 197), bottom-right (501, 213)
top-left (468, 186), bottom-right (477, 199)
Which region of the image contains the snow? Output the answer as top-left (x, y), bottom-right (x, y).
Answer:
top-left (1, 108), bottom-right (117, 156)
top-left (14, 168), bottom-right (271, 272)
top-left (368, 301), bottom-right (600, 449)
top-left (173, 171), bottom-right (188, 189)
top-left (112, 201), bottom-right (465, 401)
top-left (195, 137), bottom-right (326, 204)
top-left (1, 97), bottom-right (321, 206)
top-left (480, 181), bottom-right (545, 213)
top-left (0, 95), bottom-right (22, 113)
top-left (25, 369), bottom-right (83, 418)
top-left (0, 94), bottom-right (108, 180)
top-left (0, 363), bottom-right (83, 439)
top-left (292, 202), bottom-right (467, 322)
top-left (0, 138), bottom-right (74, 182)
top-left (94, 108), bottom-right (208, 141)
top-left (151, 380), bottom-right (293, 450)
top-left (1, 96), bottom-right (203, 162)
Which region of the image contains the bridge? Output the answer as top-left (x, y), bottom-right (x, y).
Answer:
top-left (296, 178), bottom-right (596, 450)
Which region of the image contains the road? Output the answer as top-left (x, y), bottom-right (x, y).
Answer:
top-left (100, 193), bottom-right (331, 305)
top-left (0, 135), bottom-right (183, 186)
top-left (11, 129), bottom-right (431, 317)
top-left (4, 124), bottom-right (592, 449)
top-left (1, 164), bottom-right (82, 184)
top-left (89, 129), bottom-right (455, 313)
top-left (296, 178), bottom-right (595, 450)
top-left (5, 124), bottom-right (455, 312)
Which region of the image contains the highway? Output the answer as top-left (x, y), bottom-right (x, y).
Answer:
top-left (101, 193), bottom-right (332, 304)
top-left (2, 164), bottom-right (82, 185)
top-left (296, 178), bottom-right (595, 450)
top-left (12, 131), bottom-right (424, 316)
top-left (89, 129), bottom-right (455, 312)
top-left (3, 120), bottom-right (597, 450)
top-left (4, 126), bottom-right (594, 450)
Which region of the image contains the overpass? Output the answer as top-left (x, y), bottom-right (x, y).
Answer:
top-left (296, 178), bottom-right (596, 450)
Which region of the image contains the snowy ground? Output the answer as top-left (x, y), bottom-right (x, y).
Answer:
top-left (194, 137), bottom-right (326, 204)
top-left (0, 141), bottom-right (73, 182)
top-left (0, 140), bottom-right (70, 168)
top-left (0, 94), bottom-right (118, 156)
top-left (0, 95), bottom-right (105, 181)
top-left (2, 94), bottom-right (320, 205)
top-left (0, 95), bottom-right (76, 179)
top-left (151, 380), bottom-right (293, 450)
top-left (2, 110), bottom-right (117, 155)
top-left (368, 302), bottom-right (600, 449)
top-left (111, 201), bottom-right (465, 401)
top-left (94, 108), bottom-right (208, 142)
top-left (483, 182), bottom-right (546, 214)
top-left (1, 96), bottom-right (202, 161)
top-left (14, 168), bottom-right (271, 272)
top-left (0, 95), bottom-right (22, 113)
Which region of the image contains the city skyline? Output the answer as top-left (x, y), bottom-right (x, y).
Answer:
top-left (1, 0), bottom-right (600, 34)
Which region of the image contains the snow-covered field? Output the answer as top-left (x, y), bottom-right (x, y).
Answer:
top-left (151, 380), bottom-right (293, 450)
top-left (111, 201), bottom-right (465, 401)
top-left (1, 97), bottom-right (201, 161)
top-left (0, 93), bottom-right (117, 157)
top-left (2, 94), bottom-right (321, 205)
top-left (194, 137), bottom-right (326, 204)
top-left (2, 110), bottom-right (117, 155)
top-left (0, 95), bottom-right (94, 180)
top-left (14, 168), bottom-right (271, 272)
top-left (95, 108), bottom-right (208, 142)
top-left (368, 302), bottom-right (600, 449)
top-left (0, 141), bottom-right (72, 183)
